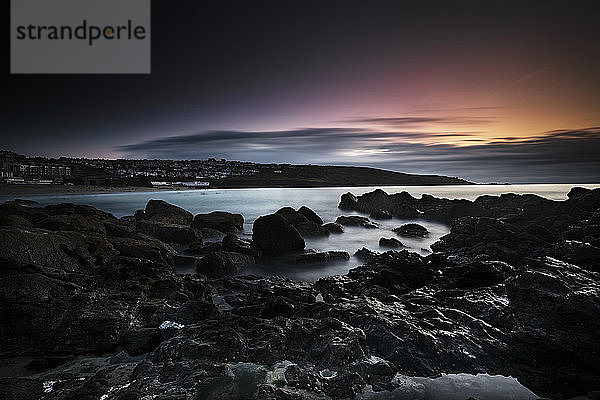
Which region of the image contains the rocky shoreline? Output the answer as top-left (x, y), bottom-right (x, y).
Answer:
top-left (1, 187), bottom-right (599, 399)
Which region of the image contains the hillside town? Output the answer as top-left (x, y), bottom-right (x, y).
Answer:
top-left (0, 150), bottom-right (279, 188)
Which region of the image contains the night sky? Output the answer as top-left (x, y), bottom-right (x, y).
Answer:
top-left (3, 0), bottom-right (600, 183)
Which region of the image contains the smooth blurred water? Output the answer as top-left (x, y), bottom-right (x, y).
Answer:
top-left (4, 183), bottom-right (599, 281)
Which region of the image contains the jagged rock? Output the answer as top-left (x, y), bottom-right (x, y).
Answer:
top-left (195, 251), bottom-right (254, 277)
top-left (182, 240), bottom-right (221, 256)
top-left (393, 223), bottom-right (428, 237)
top-left (442, 260), bottom-right (514, 288)
top-left (338, 192), bottom-right (358, 210)
top-left (552, 240), bottom-right (600, 271)
top-left (135, 219), bottom-right (199, 245)
top-left (505, 257), bottom-right (600, 395)
top-left (567, 186), bottom-right (592, 199)
top-left (221, 233), bottom-right (262, 258)
top-left (275, 207), bottom-right (329, 237)
top-left (191, 211), bottom-right (244, 233)
top-left (296, 251), bottom-right (350, 264)
top-left (323, 222), bottom-right (344, 233)
top-left (139, 200), bottom-right (193, 225)
top-left (0, 205), bottom-right (215, 364)
top-left (348, 250), bottom-right (435, 295)
top-left (378, 237), bottom-right (403, 248)
top-left (252, 213), bottom-right (305, 254)
top-left (338, 189), bottom-right (420, 219)
top-left (353, 247), bottom-right (380, 262)
top-left (108, 236), bottom-right (173, 265)
top-left (336, 216), bottom-right (378, 229)
top-left (298, 206), bottom-right (324, 225)
top-left (422, 198), bottom-right (488, 223)
top-left (431, 217), bottom-right (550, 265)
top-left (370, 209), bottom-right (392, 220)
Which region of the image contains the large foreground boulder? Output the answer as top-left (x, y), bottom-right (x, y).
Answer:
top-left (192, 211), bottom-right (244, 233)
top-left (139, 200), bottom-right (193, 225)
top-left (275, 207), bottom-right (329, 237)
top-left (252, 214), bottom-right (305, 254)
top-left (298, 205), bottom-right (324, 224)
top-left (338, 192), bottom-right (358, 210)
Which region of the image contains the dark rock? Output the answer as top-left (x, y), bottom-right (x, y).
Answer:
top-left (338, 192), bottom-right (358, 210)
top-left (192, 211), bottom-right (244, 233)
top-left (567, 186), bottom-right (592, 199)
top-left (370, 209), bottom-right (392, 220)
top-left (552, 240), bottom-right (600, 271)
top-left (443, 260), bottom-right (514, 288)
top-left (195, 251), bottom-right (254, 277)
top-left (252, 213), bottom-right (305, 254)
top-left (140, 199), bottom-right (193, 225)
top-left (348, 250), bottom-right (435, 295)
top-left (422, 199), bottom-right (488, 223)
top-left (354, 247), bottom-right (380, 262)
top-left (275, 207), bottom-right (329, 237)
top-left (3, 198), bottom-right (38, 205)
top-left (569, 188), bottom-right (600, 212)
top-left (298, 206), bottom-right (324, 225)
top-left (379, 237), bottom-right (403, 248)
top-left (336, 215), bottom-right (378, 229)
top-left (109, 236), bottom-right (173, 265)
top-left (323, 222), bottom-right (344, 233)
top-left (135, 219), bottom-right (199, 245)
top-left (196, 227), bottom-right (226, 238)
top-left (505, 257), bottom-right (600, 395)
top-left (0, 213), bottom-right (33, 228)
top-left (182, 240), bottom-right (221, 256)
top-left (0, 206), bottom-right (214, 363)
top-left (296, 251), bottom-right (350, 264)
top-left (431, 216), bottom-right (551, 265)
top-left (338, 189), bottom-right (420, 219)
top-left (221, 233), bottom-right (262, 258)
top-left (393, 223), bottom-right (429, 237)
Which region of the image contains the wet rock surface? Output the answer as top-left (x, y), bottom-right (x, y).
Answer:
top-left (137, 199), bottom-right (193, 225)
top-left (336, 215), bottom-right (378, 229)
top-left (191, 211), bottom-right (244, 233)
top-left (252, 213), bottom-right (305, 254)
top-left (378, 237), bottom-right (403, 248)
top-left (275, 206), bottom-right (330, 237)
top-left (296, 251), bottom-right (351, 264)
top-left (393, 223), bottom-right (429, 237)
top-left (2, 188), bottom-right (600, 399)
top-left (195, 251), bottom-right (255, 277)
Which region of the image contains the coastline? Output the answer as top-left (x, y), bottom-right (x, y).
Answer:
top-left (0, 183), bottom-right (470, 199)
top-left (0, 184), bottom-right (197, 198)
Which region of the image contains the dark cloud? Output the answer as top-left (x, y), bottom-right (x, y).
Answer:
top-left (346, 116), bottom-right (496, 126)
top-left (117, 126), bottom-right (600, 183)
